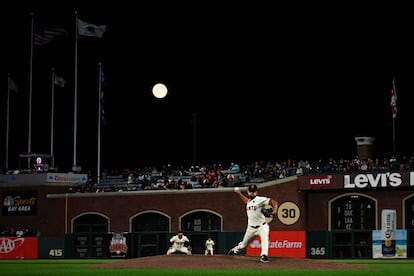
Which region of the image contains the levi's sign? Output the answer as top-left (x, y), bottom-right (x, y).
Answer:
top-left (308, 175), bottom-right (332, 187)
top-left (344, 172), bottom-right (414, 189)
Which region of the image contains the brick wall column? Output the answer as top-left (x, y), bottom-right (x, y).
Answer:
top-left (354, 137), bottom-right (375, 160)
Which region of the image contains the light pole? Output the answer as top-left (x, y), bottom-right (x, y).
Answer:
top-left (192, 113), bottom-right (197, 166)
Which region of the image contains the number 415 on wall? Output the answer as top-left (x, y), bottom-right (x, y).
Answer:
top-left (49, 249), bottom-right (63, 257)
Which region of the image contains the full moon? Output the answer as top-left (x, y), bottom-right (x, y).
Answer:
top-left (152, 83), bottom-right (168, 99)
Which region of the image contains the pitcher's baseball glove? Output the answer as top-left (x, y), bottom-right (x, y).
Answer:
top-left (261, 207), bottom-right (273, 218)
top-left (261, 205), bottom-right (274, 223)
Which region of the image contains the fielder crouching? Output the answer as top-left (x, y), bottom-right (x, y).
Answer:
top-left (166, 229), bottom-right (192, 255)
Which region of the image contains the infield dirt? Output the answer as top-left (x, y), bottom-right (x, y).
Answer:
top-left (94, 254), bottom-right (367, 270)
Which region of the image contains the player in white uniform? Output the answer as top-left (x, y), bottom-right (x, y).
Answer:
top-left (166, 230), bottom-right (192, 255)
top-left (228, 184), bottom-right (278, 263)
top-left (204, 237), bottom-right (215, 255)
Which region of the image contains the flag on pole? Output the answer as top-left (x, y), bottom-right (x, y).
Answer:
top-left (34, 27), bottom-right (68, 46)
top-left (54, 74), bottom-right (66, 87)
top-left (391, 78), bottom-right (397, 118)
top-left (100, 70), bottom-right (107, 125)
top-left (78, 18), bottom-right (107, 39)
top-left (9, 78), bottom-right (19, 93)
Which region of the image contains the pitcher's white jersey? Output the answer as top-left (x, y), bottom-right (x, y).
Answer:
top-left (246, 195), bottom-right (271, 227)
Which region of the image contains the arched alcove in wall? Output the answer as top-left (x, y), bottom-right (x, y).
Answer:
top-left (178, 210), bottom-right (222, 254)
top-left (403, 194), bottom-right (414, 229)
top-left (72, 212), bottom-right (109, 233)
top-left (131, 211), bottom-right (170, 232)
top-left (329, 193), bottom-right (377, 230)
top-left (180, 209), bottom-right (222, 232)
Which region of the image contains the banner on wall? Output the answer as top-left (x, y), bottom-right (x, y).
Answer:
top-left (0, 237), bottom-right (38, 259)
top-left (372, 229), bottom-right (406, 259)
top-left (2, 190), bottom-right (38, 216)
top-left (246, 231), bottom-right (306, 258)
top-left (109, 232), bottom-right (128, 258)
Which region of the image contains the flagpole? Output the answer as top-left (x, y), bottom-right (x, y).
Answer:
top-left (73, 11), bottom-right (79, 172)
top-left (391, 76), bottom-right (397, 158)
top-left (28, 12), bottom-right (34, 169)
top-left (97, 62), bottom-right (102, 184)
top-left (392, 117), bottom-right (396, 158)
top-left (51, 68), bottom-right (56, 168)
top-left (6, 74), bottom-right (11, 171)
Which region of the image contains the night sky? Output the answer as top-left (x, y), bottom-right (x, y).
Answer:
top-left (1, 2), bottom-right (413, 174)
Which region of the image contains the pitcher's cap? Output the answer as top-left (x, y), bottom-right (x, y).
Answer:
top-left (248, 184), bottom-right (257, 193)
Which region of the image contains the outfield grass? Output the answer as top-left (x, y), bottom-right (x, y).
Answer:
top-left (1, 259), bottom-right (414, 275)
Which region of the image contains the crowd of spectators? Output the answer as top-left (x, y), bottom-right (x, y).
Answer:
top-left (2, 155), bottom-right (413, 193)
top-left (68, 155), bottom-right (414, 193)
top-left (0, 226), bottom-right (39, 237)
top-left (2, 156), bottom-right (414, 234)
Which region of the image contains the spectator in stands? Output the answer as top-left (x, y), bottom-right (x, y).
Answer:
top-left (230, 163), bottom-right (240, 173)
top-left (16, 229), bottom-right (24, 237)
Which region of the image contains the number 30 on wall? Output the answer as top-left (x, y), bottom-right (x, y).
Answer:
top-left (277, 202), bottom-right (300, 225)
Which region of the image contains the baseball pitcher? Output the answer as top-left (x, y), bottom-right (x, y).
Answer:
top-left (228, 184), bottom-right (278, 263)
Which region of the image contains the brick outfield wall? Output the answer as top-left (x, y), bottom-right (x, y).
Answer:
top-left (2, 172), bottom-right (414, 237)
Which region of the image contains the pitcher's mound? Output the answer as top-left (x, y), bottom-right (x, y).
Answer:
top-left (94, 254), bottom-right (367, 270)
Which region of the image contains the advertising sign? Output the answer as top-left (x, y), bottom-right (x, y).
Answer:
top-left (109, 232), bottom-right (128, 258)
top-left (0, 237), bottom-right (38, 259)
top-left (2, 191), bottom-right (38, 216)
top-left (246, 231), bottom-right (306, 258)
top-left (373, 229), bottom-right (407, 259)
top-left (381, 209), bottom-right (397, 257)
